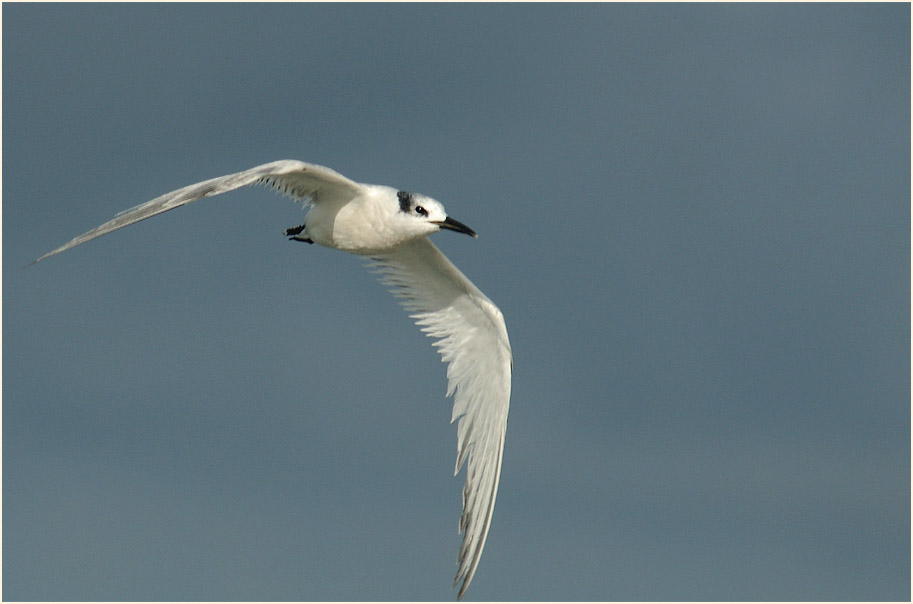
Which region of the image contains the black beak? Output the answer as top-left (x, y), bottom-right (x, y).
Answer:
top-left (436, 216), bottom-right (478, 238)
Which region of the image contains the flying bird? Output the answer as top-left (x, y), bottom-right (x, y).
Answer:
top-left (33, 160), bottom-right (512, 600)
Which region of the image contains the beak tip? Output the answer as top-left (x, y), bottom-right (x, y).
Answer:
top-left (438, 216), bottom-right (477, 238)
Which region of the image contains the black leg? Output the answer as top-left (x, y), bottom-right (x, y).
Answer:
top-left (285, 223), bottom-right (313, 244)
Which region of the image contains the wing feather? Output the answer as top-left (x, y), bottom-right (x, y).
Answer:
top-left (31, 160), bottom-right (362, 264)
top-left (371, 237), bottom-right (512, 600)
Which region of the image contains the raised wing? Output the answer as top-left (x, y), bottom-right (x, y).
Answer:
top-left (371, 237), bottom-right (512, 600)
top-left (31, 160), bottom-right (363, 264)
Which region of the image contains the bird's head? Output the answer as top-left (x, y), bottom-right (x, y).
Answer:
top-left (394, 190), bottom-right (477, 240)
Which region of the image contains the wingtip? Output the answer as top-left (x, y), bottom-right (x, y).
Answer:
top-left (455, 580), bottom-right (468, 601)
top-left (28, 245), bottom-right (67, 267)
top-left (27, 252), bottom-right (52, 267)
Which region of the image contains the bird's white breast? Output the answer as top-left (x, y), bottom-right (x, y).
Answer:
top-left (305, 185), bottom-right (414, 255)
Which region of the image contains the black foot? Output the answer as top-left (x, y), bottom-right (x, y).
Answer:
top-left (285, 223), bottom-right (313, 244)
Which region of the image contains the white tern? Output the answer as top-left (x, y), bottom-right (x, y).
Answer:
top-left (33, 160), bottom-right (512, 600)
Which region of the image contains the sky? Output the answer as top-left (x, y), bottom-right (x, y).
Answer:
top-left (3, 3), bottom-right (909, 602)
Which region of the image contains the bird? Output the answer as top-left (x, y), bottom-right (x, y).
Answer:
top-left (32, 160), bottom-right (512, 600)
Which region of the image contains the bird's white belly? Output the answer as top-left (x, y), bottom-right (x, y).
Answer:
top-left (306, 193), bottom-right (405, 254)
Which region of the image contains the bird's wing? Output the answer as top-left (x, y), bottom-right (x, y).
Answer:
top-left (31, 160), bottom-right (363, 264)
top-left (370, 237), bottom-right (512, 600)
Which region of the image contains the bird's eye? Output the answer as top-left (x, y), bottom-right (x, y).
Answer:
top-left (415, 205), bottom-right (428, 217)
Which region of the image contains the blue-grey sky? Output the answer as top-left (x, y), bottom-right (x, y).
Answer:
top-left (3, 3), bottom-right (909, 601)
